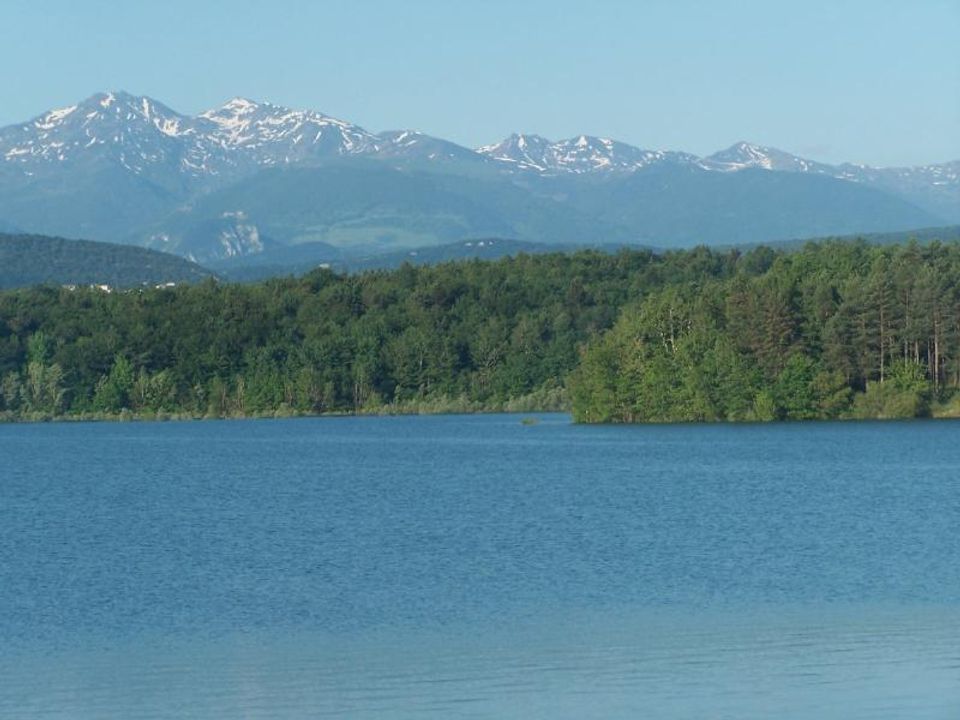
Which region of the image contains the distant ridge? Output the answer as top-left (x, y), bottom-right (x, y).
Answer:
top-left (215, 225), bottom-right (960, 281)
top-left (0, 233), bottom-right (213, 289)
top-left (755, 224), bottom-right (960, 252)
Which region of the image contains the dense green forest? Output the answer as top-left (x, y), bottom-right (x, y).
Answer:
top-left (0, 233), bottom-right (212, 289)
top-left (0, 250), bottom-right (702, 420)
top-left (571, 240), bottom-right (960, 422)
top-left (2, 240), bottom-right (960, 423)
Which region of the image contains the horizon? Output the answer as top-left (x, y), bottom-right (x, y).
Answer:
top-left (1, 0), bottom-right (957, 168)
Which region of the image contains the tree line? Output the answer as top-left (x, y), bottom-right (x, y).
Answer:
top-left (2, 239), bottom-right (959, 423)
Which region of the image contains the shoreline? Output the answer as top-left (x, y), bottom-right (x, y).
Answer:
top-left (3, 404), bottom-right (960, 426)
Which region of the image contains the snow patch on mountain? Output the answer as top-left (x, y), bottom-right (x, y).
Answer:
top-left (375, 129), bottom-right (483, 163)
top-left (34, 105), bottom-right (78, 130)
top-left (477, 133), bottom-right (697, 174)
top-left (701, 142), bottom-right (833, 174)
top-left (199, 97), bottom-right (379, 161)
top-left (477, 134), bottom-right (555, 171)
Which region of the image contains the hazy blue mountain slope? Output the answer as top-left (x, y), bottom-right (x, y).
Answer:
top-left (142, 161), bottom-right (944, 262)
top-left (0, 162), bottom-right (188, 242)
top-left (209, 223), bottom-right (960, 282)
top-left (550, 165), bottom-right (943, 246)
top-left (140, 162), bottom-right (628, 262)
top-left (843, 161), bottom-right (960, 222)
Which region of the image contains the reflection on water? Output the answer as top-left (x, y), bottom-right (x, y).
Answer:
top-left (3, 605), bottom-right (957, 719)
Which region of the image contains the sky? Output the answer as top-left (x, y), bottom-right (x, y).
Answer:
top-left (1, 0), bottom-right (957, 167)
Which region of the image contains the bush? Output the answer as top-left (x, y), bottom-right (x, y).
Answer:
top-left (852, 381), bottom-right (928, 419)
top-left (750, 390), bottom-right (778, 421)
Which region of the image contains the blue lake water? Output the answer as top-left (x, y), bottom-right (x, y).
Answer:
top-left (1, 414), bottom-right (958, 718)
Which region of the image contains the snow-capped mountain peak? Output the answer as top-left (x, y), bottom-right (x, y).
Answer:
top-left (477, 133), bottom-right (695, 174)
top-left (0, 91), bottom-right (390, 182)
top-left (1, 91), bottom-right (196, 171)
top-left (550, 135), bottom-right (667, 173)
top-left (214, 97), bottom-right (260, 114)
top-left (198, 97), bottom-right (269, 128)
top-left (197, 97), bottom-right (378, 160)
top-left (476, 133), bottom-right (555, 170)
top-left (708, 141), bottom-right (775, 167)
top-left (703, 141), bottom-right (832, 173)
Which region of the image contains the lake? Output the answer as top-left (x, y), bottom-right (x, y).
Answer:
top-left (1, 414), bottom-right (958, 718)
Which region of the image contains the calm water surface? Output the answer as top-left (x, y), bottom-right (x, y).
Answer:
top-left (1, 414), bottom-right (958, 718)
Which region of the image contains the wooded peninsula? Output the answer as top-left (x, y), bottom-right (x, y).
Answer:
top-left (2, 240), bottom-right (959, 423)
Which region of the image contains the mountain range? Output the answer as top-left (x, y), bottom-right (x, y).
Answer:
top-left (1, 91), bottom-right (956, 264)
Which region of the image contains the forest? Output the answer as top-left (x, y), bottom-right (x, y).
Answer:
top-left (0, 233), bottom-right (211, 289)
top-left (1, 239), bottom-right (959, 423)
top-left (571, 240), bottom-right (960, 422)
top-left (0, 249), bottom-right (685, 420)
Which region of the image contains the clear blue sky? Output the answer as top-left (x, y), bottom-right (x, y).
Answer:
top-left (2, 0), bottom-right (957, 166)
